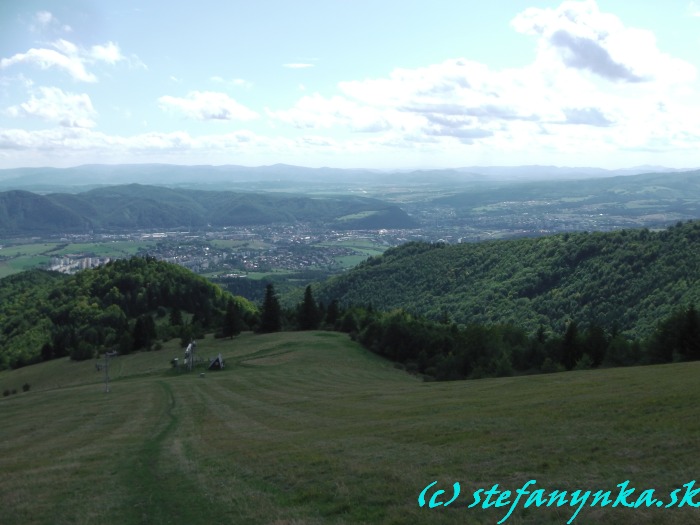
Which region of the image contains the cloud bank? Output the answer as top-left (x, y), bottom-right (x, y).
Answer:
top-left (158, 91), bottom-right (259, 121)
top-left (0, 38), bottom-right (127, 83)
top-left (1, 2), bottom-right (699, 169)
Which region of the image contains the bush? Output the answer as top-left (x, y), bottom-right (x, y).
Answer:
top-left (22, 383), bottom-right (30, 392)
top-left (574, 353), bottom-right (593, 370)
top-left (2, 389), bottom-right (9, 397)
top-left (70, 341), bottom-right (95, 361)
top-left (541, 357), bottom-right (565, 374)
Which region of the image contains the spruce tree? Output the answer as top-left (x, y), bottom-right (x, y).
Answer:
top-left (561, 321), bottom-right (582, 370)
top-left (259, 284), bottom-right (281, 333)
top-left (222, 299), bottom-right (243, 338)
top-left (297, 285), bottom-right (320, 330)
top-left (680, 304), bottom-right (700, 360)
top-left (169, 307), bottom-right (183, 326)
top-left (132, 314), bottom-right (156, 351)
top-left (325, 299), bottom-right (340, 327)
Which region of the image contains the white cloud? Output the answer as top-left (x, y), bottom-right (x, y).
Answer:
top-left (158, 91), bottom-right (259, 121)
top-left (52, 39), bottom-right (79, 56)
top-left (0, 127), bottom-right (97, 153)
top-left (562, 107), bottom-right (613, 126)
top-left (0, 73), bottom-right (34, 89)
top-left (283, 63), bottom-right (314, 69)
top-left (512, 0), bottom-right (696, 84)
top-left (3, 1), bottom-right (699, 169)
top-left (0, 38), bottom-right (129, 82)
top-left (264, 1), bottom-right (700, 159)
top-left (210, 76), bottom-right (252, 89)
top-left (690, 2), bottom-right (700, 17)
top-left (268, 93), bottom-right (392, 132)
top-left (6, 87), bottom-right (97, 128)
top-left (0, 47), bottom-right (97, 82)
top-left (88, 42), bottom-right (124, 65)
top-left (0, 127), bottom-right (279, 166)
top-left (35, 11), bottom-right (55, 28)
top-left (31, 11), bottom-right (72, 34)
top-left (125, 54), bottom-right (148, 71)
top-left (270, 59), bottom-right (536, 144)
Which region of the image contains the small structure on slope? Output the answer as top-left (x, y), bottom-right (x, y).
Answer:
top-left (208, 353), bottom-right (225, 370)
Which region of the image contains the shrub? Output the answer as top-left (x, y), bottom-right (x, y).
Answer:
top-left (574, 353), bottom-right (593, 370)
top-left (70, 341), bottom-right (95, 361)
top-left (22, 383), bottom-right (30, 392)
top-left (541, 357), bottom-right (565, 374)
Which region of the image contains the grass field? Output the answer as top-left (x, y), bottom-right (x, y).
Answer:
top-left (319, 239), bottom-right (386, 269)
top-left (50, 241), bottom-right (156, 257)
top-left (210, 239), bottom-right (271, 250)
top-left (246, 269), bottom-right (297, 280)
top-left (0, 243), bottom-right (62, 278)
top-left (1, 331), bottom-right (699, 524)
top-left (0, 241), bottom-right (156, 278)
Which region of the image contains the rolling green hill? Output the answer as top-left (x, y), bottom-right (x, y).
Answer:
top-left (1, 330), bottom-right (698, 524)
top-left (434, 170), bottom-right (700, 216)
top-left (316, 220), bottom-right (700, 338)
top-left (0, 190), bottom-right (88, 233)
top-left (0, 184), bottom-right (417, 235)
top-left (0, 257), bottom-right (253, 370)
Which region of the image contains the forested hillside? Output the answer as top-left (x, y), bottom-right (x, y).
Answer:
top-left (0, 257), bottom-right (255, 370)
top-left (0, 184), bottom-right (417, 235)
top-left (317, 221), bottom-right (700, 338)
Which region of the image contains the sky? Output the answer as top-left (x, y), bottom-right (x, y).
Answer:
top-left (1, 0), bottom-right (700, 170)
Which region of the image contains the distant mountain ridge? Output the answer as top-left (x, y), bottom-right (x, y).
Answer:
top-left (0, 163), bottom-right (695, 191)
top-left (0, 184), bottom-right (417, 235)
top-left (433, 169), bottom-right (700, 211)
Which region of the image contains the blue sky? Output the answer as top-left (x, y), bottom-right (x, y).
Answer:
top-left (1, 0), bottom-right (700, 170)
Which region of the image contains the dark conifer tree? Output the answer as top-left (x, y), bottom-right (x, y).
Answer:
top-left (132, 314), bottom-right (156, 351)
top-left (222, 299), bottom-right (243, 338)
top-left (297, 285), bottom-right (320, 330)
top-left (169, 307), bottom-right (183, 326)
top-left (119, 331), bottom-right (133, 355)
top-left (259, 284), bottom-right (282, 333)
top-left (325, 299), bottom-right (340, 327)
top-left (680, 304), bottom-right (700, 360)
top-left (178, 324), bottom-right (189, 347)
top-left (583, 323), bottom-right (608, 367)
top-left (561, 321), bottom-right (582, 370)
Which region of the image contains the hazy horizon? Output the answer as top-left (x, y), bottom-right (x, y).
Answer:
top-left (0, 162), bottom-right (698, 174)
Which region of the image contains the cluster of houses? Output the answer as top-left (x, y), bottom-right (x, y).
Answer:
top-left (49, 256), bottom-right (111, 274)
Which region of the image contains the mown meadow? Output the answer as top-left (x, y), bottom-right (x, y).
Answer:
top-left (1, 331), bottom-right (698, 524)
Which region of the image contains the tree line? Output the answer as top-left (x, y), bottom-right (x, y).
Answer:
top-left (0, 257), bottom-right (256, 368)
top-left (314, 221), bottom-right (700, 340)
top-left (3, 251), bottom-right (700, 385)
top-left (258, 283), bottom-right (700, 381)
